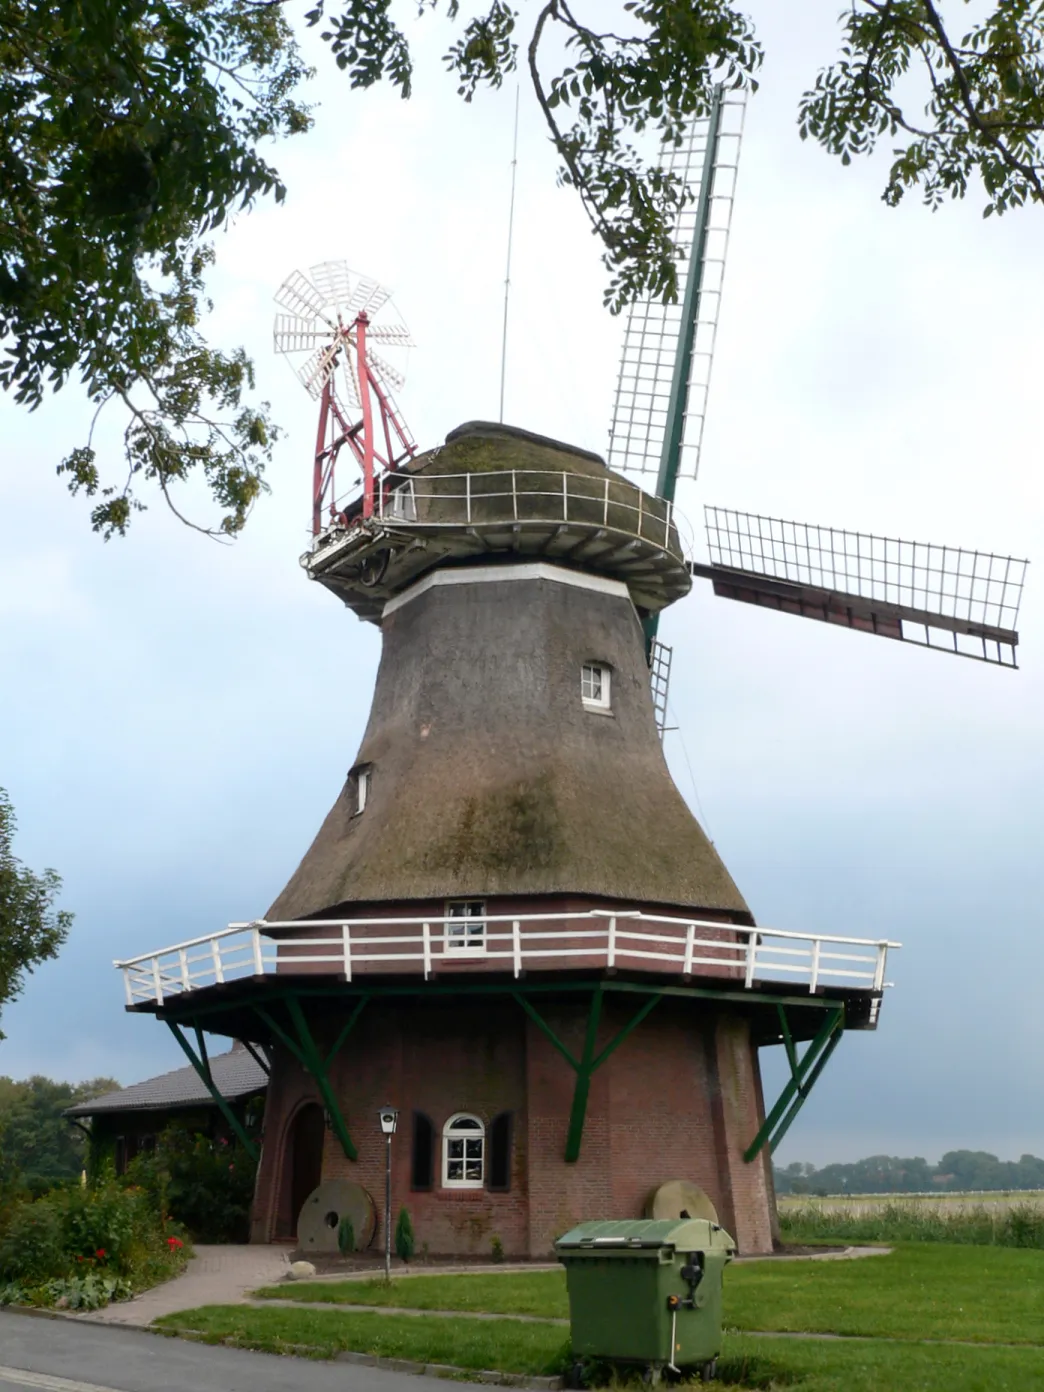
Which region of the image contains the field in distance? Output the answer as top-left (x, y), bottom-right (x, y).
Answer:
top-left (779, 1190), bottom-right (1044, 1216)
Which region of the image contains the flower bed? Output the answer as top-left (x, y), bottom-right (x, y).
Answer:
top-left (0, 1178), bottom-right (190, 1310)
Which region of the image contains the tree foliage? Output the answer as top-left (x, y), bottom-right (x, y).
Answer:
top-left (0, 1075), bottom-right (118, 1196)
top-left (0, 0), bottom-right (310, 537)
top-left (775, 1150), bottom-right (1044, 1196)
top-left (4, 1), bottom-right (1043, 536)
top-left (0, 789), bottom-right (72, 1040)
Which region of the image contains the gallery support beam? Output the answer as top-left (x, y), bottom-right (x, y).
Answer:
top-left (515, 987), bottom-right (664, 1163)
top-left (252, 995), bottom-right (369, 1163)
top-left (743, 1005), bottom-right (845, 1162)
top-left (167, 1020), bottom-right (259, 1162)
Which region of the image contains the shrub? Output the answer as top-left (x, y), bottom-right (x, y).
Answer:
top-left (338, 1215), bottom-right (355, 1255)
top-left (127, 1124), bottom-right (257, 1242)
top-left (491, 1233), bottom-right (505, 1263)
top-left (0, 1176), bottom-right (189, 1304)
top-left (394, 1207), bottom-right (415, 1262)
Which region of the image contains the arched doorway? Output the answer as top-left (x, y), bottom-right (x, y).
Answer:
top-left (281, 1102), bottom-right (325, 1240)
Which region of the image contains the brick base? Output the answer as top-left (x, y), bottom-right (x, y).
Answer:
top-left (250, 993), bottom-right (775, 1256)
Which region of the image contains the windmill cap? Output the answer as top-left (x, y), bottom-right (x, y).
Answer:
top-left (440, 420), bottom-right (607, 468)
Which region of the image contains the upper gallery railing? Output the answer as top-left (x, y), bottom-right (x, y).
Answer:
top-left (315, 470), bottom-right (695, 560)
top-left (114, 910), bottom-right (898, 1007)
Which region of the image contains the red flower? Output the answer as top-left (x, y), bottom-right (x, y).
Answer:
top-left (96, 1249), bottom-right (106, 1259)
top-left (167, 1236), bottom-right (184, 1249)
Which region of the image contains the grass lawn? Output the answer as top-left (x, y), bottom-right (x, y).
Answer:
top-left (256, 1246), bottom-right (1044, 1346)
top-left (156, 1305), bottom-right (571, 1375)
top-left (720, 1334), bottom-right (1044, 1390)
top-left (252, 1271), bottom-right (570, 1319)
top-left (160, 1245), bottom-right (1044, 1388)
top-left (725, 1244), bottom-right (1044, 1345)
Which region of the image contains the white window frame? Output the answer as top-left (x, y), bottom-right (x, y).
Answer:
top-left (581, 662), bottom-right (611, 710)
top-left (442, 1112), bottom-right (485, 1188)
top-left (444, 900), bottom-right (486, 954)
top-left (385, 478), bottom-right (417, 522)
top-left (351, 765), bottom-right (371, 816)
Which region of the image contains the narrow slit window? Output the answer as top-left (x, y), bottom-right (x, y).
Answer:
top-left (443, 1113), bottom-right (485, 1188)
top-left (581, 663), bottom-right (611, 709)
top-left (350, 765), bottom-right (371, 816)
top-left (445, 900), bottom-right (486, 953)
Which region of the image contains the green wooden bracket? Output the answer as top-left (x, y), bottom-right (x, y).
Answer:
top-left (565, 988), bottom-right (604, 1163)
top-left (253, 996), bottom-right (368, 1163)
top-left (240, 1039), bottom-right (270, 1077)
top-left (516, 989), bottom-right (663, 1164)
top-left (168, 1020), bottom-right (259, 1162)
top-left (743, 1006), bottom-right (844, 1163)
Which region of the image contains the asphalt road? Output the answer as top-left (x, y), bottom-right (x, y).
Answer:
top-left (0, 1311), bottom-right (436, 1392)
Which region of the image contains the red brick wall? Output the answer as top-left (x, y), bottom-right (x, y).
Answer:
top-left (250, 993), bottom-right (775, 1256)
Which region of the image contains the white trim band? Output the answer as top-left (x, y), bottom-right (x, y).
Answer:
top-left (382, 561), bottom-right (632, 619)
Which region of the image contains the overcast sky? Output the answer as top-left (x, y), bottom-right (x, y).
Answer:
top-left (1, 3), bottom-right (1041, 1168)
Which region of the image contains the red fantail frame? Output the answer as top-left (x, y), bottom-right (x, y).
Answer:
top-left (312, 311), bottom-right (416, 535)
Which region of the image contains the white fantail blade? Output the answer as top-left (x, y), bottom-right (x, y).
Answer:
top-left (297, 340), bottom-right (341, 400)
top-left (366, 323), bottom-right (415, 347)
top-left (310, 260), bottom-right (354, 311)
top-left (607, 87), bottom-right (746, 487)
top-left (341, 350), bottom-right (362, 410)
top-left (347, 276), bottom-right (390, 318)
top-left (273, 313), bottom-right (330, 354)
top-left (274, 269), bottom-right (335, 326)
top-left (695, 506), bottom-right (1029, 668)
top-left (366, 346), bottom-right (406, 394)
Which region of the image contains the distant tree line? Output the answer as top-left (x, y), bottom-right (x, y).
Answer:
top-left (775, 1151), bottom-right (1044, 1196)
top-left (0, 1076), bottom-right (117, 1197)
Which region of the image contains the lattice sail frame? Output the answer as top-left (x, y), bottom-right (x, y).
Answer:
top-left (607, 88), bottom-right (746, 487)
top-left (696, 508), bottom-right (1029, 667)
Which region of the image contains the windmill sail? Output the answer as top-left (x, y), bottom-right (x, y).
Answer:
top-left (694, 507), bottom-right (1028, 667)
top-left (608, 87), bottom-right (746, 495)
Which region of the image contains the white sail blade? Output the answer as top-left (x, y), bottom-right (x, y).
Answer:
top-left (608, 88), bottom-right (746, 487)
top-left (695, 506), bottom-right (1029, 667)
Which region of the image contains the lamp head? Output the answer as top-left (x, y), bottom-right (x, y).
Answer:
top-left (378, 1106), bottom-right (399, 1136)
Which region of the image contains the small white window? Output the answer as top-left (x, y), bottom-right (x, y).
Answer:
top-left (350, 765), bottom-right (371, 816)
top-left (581, 662), bottom-right (611, 709)
top-left (443, 1113), bottom-right (485, 1187)
top-left (445, 900), bottom-right (486, 953)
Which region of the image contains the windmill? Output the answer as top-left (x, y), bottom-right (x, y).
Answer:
top-left (118, 94), bottom-right (1016, 1265)
top-left (273, 263), bottom-right (416, 531)
top-left (608, 87), bottom-right (1028, 729)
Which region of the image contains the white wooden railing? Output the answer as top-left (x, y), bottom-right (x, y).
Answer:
top-left (114, 911), bottom-right (899, 1007)
top-left (316, 471), bottom-right (695, 560)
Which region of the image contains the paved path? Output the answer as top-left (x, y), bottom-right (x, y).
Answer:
top-left (83, 1245), bottom-right (290, 1326)
top-left (0, 1311), bottom-right (437, 1392)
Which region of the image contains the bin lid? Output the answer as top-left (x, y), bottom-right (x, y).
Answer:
top-left (555, 1218), bottom-right (735, 1255)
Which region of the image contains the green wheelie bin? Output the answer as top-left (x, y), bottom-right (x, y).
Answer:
top-left (555, 1218), bottom-right (736, 1383)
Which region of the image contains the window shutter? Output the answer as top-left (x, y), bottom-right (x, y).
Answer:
top-left (411, 1111), bottom-right (434, 1191)
top-left (488, 1111), bottom-right (513, 1192)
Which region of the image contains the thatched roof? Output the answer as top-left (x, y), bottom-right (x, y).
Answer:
top-left (268, 565), bottom-right (750, 921)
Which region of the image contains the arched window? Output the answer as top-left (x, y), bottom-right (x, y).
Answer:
top-left (443, 1113), bottom-right (485, 1188)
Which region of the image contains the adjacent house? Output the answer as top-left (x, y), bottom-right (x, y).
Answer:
top-left (65, 1042), bottom-right (267, 1174)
